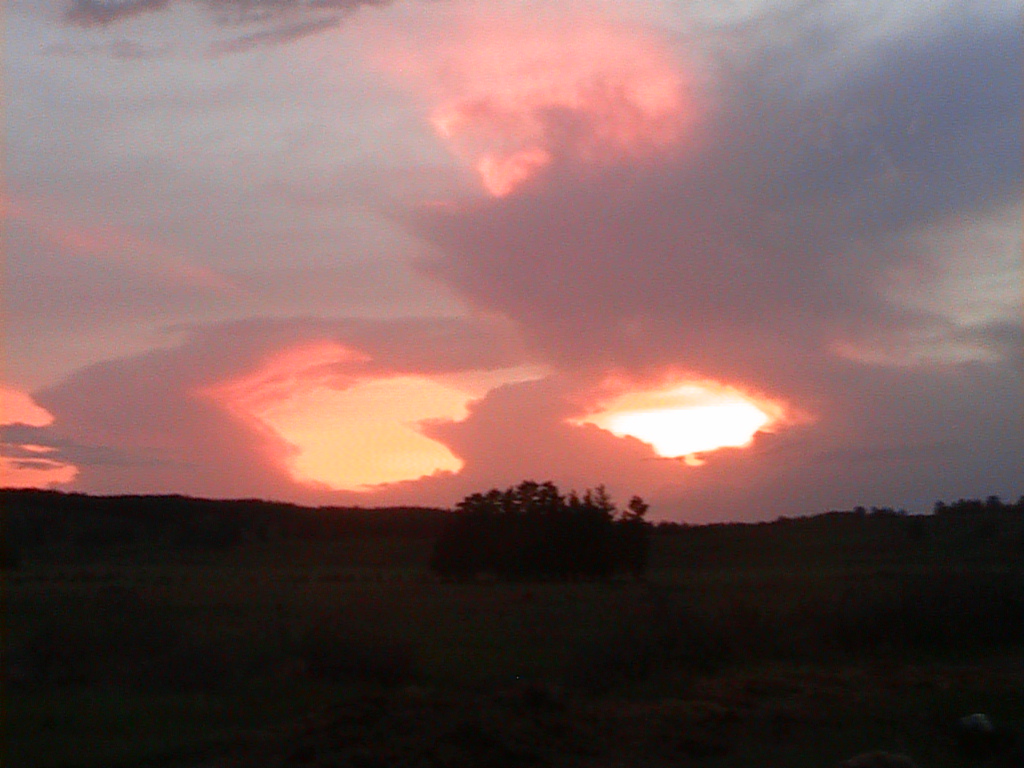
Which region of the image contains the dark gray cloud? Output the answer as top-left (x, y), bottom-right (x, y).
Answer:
top-left (63, 0), bottom-right (395, 52)
top-left (2, 425), bottom-right (164, 468)
top-left (63, 0), bottom-right (392, 44)
top-left (5, 457), bottom-right (68, 473)
top-left (205, 16), bottom-right (342, 55)
top-left (65, 0), bottom-right (171, 26)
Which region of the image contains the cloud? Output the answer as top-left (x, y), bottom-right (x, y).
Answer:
top-left (373, 9), bottom-right (698, 197)
top-left (0, 388), bottom-right (79, 488)
top-left (411, 7), bottom-right (1020, 382)
top-left (1, 385), bottom-right (56, 428)
top-left (391, 2), bottom-right (1021, 514)
top-left (18, 0), bottom-right (1020, 518)
top-left (42, 39), bottom-right (169, 58)
top-left (64, 0), bottom-right (172, 26)
top-left (30, 317), bottom-right (536, 501)
top-left (1, 424), bottom-right (153, 468)
top-left (62, 0), bottom-right (394, 52)
top-left (64, 0), bottom-right (387, 26)
top-left (3, 157), bottom-right (461, 385)
top-left (205, 16), bottom-right (341, 55)
top-left (109, 38), bottom-right (165, 58)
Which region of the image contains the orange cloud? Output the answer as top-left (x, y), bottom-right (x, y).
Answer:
top-left (1, 385), bottom-right (56, 427)
top-left (199, 341), bottom-right (541, 491)
top-left (258, 375), bottom-right (471, 490)
top-left (0, 385), bottom-right (79, 488)
top-left (0, 454), bottom-right (79, 489)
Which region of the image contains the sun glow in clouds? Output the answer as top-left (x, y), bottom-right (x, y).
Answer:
top-left (202, 342), bottom-right (544, 491)
top-left (576, 383), bottom-right (778, 464)
top-left (201, 342), bottom-right (475, 490)
top-left (379, 10), bottom-right (696, 196)
top-left (261, 375), bottom-right (471, 490)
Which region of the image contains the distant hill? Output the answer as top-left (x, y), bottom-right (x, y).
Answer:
top-left (1, 489), bottom-right (450, 561)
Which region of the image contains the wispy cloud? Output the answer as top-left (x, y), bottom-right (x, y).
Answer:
top-left (206, 16), bottom-right (342, 55)
top-left (62, 0), bottom-right (395, 53)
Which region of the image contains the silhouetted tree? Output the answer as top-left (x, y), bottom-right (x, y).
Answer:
top-left (620, 496), bottom-right (651, 578)
top-left (431, 481), bottom-right (651, 580)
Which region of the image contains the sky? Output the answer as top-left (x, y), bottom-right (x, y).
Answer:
top-left (2, 0), bottom-right (1021, 521)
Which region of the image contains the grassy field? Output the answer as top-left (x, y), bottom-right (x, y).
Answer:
top-left (5, 511), bottom-right (1023, 768)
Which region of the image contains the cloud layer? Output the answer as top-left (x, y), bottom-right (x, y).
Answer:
top-left (3, 0), bottom-right (1019, 520)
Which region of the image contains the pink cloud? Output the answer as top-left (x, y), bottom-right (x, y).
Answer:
top-left (16, 195), bottom-right (240, 294)
top-left (370, 6), bottom-right (703, 198)
top-left (0, 386), bottom-right (79, 488)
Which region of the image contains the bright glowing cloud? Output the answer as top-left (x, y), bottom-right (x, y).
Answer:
top-left (575, 383), bottom-right (779, 462)
top-left (201, 341), bottom-right (493, 491)
top-left (261, 375), bottom-right (468, 490)
top-left (378, 9), bottom-right (696, 196)
top-left (0, 385), bottom-right (79, 487)
top-left (1, 385), bottom-right (56, 427)
top-left (0, 453), bottom-right (79, 489)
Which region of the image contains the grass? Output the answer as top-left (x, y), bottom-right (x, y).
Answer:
top-left (9, 681), bottom-right (346, 768)
top-left (5, 533), bottom-right (1022, 768)
top-left (14, 659), bottom-right (1007, 768)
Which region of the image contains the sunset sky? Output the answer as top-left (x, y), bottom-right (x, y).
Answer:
top-left (3, 0), bottom-right (1021, 521)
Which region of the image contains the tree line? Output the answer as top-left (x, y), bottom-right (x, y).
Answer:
top-left (2, 487), bottom-right (1020, 573)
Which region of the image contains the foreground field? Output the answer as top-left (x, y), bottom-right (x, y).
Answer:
top-left (6, 508), bottom-right (1023, 768)
top-left (183, 659), bottom-right (1023, 768)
